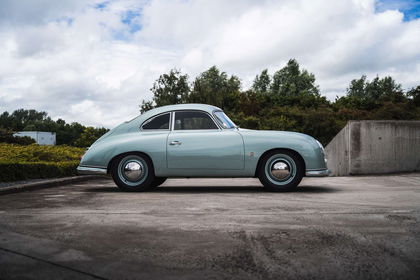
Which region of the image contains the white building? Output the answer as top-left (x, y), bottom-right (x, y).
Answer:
top-left (13, 131), bottom-right (56, 145)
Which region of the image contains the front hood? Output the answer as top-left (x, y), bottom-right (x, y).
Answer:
top-left (238, 128), bottom-right (326, 170)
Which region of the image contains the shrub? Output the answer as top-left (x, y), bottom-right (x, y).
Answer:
top-left (0, 143), bottom-right (85, 182)
top-left (0, 143), bottom-right (84, 163)
top-left (13, 136), bottom-right (36, 145)
top-left (0, 161), bottom-right (79, 182)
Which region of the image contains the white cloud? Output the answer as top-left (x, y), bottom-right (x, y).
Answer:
top-left (0, 0), bottom-right (419, 128)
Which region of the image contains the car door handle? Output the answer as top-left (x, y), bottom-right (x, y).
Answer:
top-left (169, 141), bottom-right (182, 145)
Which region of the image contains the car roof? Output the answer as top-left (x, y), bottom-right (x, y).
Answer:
top-left (119, 104), bottom-right (223, 132)
top-left (143, 103), bottom-right (222, 117)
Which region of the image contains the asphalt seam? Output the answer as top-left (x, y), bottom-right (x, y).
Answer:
top-left (0, 246), bottom-right (108, 280)
top-left (0, 175), bottom-right (107, 195)
top-left (1, 211), bottom-right (419, 215)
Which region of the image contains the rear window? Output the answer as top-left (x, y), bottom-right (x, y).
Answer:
top-left (142, 113), bottom-right (170, 130)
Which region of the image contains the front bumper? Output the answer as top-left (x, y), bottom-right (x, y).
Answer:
top-left (77, 166), bottom-right (107, 175)
top-left (305, 169), bottom-right (330, 177)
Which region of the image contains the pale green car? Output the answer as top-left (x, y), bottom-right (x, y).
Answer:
top-left (77, 104), bottom-right (328, 191)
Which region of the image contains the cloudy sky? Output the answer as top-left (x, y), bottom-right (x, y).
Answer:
top-left (0, 0), bottom-right (419, 128)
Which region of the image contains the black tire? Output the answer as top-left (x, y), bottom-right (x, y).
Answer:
top-left (111, 153), bottom-right (155, 192)
top-left (150, 177), bottom-right (167, 188)
top-left (258, 150), bottom-right (304, 192)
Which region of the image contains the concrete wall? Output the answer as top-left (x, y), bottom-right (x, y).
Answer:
top-left (13, 131), bottom-right (56, 145)
top-left (325, 121), bottom-right (420, 176)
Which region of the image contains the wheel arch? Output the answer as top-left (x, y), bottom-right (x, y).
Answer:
top-left (107, 151), bottom-right (155, 174)
top-left (254, 148), bottom-right (306, 177)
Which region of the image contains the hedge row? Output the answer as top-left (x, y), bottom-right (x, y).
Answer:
top-left (0, 143), bottom-right (84, 163)
top-left (0, 161), bottom-right (79, 182)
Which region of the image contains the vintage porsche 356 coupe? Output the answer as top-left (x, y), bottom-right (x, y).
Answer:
top-left (77, 104), bottom-right (328, 191)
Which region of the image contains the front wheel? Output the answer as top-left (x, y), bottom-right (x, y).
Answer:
top-left (258, 150), bottom-right (304, 192)
top-left (111, 154), bottom-right (155, 191)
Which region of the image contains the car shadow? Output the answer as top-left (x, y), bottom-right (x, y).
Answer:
top-left (85, 185), bottom-right (338, 193)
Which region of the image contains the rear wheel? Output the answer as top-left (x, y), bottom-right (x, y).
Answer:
top-left (111, 154), bottom-right (155, 191)
top-left (258, 150), bottom-right (304, 192)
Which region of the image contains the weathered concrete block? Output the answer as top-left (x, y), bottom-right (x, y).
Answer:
top-left (325, 121), bottom-right (420, 176)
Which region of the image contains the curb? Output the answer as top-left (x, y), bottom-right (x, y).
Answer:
top-left (0, 175), bottom-right (108, 195)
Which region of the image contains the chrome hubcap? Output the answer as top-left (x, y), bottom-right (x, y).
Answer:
top-left (117, 155), bottom-right (149, 187)
top-left (123, 161), bottom-right (143, 181)
top-left (271, 161), bottom-right (290, 180)
top-left (265, 154), bottom-right (297, 186)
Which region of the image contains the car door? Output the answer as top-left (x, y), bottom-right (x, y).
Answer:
top-left (167, 110), bottom-right (244, 170)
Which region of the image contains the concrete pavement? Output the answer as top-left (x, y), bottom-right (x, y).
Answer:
top-left (0, 174), bottom-right (419, 279)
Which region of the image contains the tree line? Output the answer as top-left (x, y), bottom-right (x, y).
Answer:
top-left (0, 109), bottom-right (108, 147)
top-left (140, 59), bottom-right (420, 145)
top-left (1, 59), bottom-right (418, 147)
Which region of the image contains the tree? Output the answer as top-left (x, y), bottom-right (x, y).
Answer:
top-left (11, 109), bottom-right (49, 130)
top-left (270, 59), bottom-right (320, 97)
top-left (138, 62), bottom-right (419, 146)
top-left (0, 112), bottom-right (12, 129)
top-left (73, 127), bottom-right (109, 148)
top-left (237, 90), bottom-right (266, 116)
top-left (140, 69), bottom-right (190, 113)
top-left (252, 69), bottom-right (271, 94)
top-left (347, 75), bottom-right (367, 99)
top-left (336, 75), bottom-right (405, 110)
top-left (188, 66), bottom-right (241, 112)
top-left (0, 109), bottom-right (112, 146)
top-left (268, 59), bottom-right (326, 108)
top-left (140, 100), bottom-right (154, 114)
top-left (23, 124), bottom-right (37, 131)
top-left (407, 85), bottom-right (420, 106)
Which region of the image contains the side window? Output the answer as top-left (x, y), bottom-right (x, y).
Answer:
top-left (142, 113), bottom-right (170, 130)
top-left (174, 111), bottom-right (218, 130)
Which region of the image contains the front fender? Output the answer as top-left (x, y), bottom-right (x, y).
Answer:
top-left (239, 129), bottom-right (327, 173)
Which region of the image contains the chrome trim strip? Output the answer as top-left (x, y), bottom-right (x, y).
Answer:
top-left (305, 169), bottom-right (330, 177)
top-left (171, 111), bottom-right (175, 131)
top-left (77, 166), bottom-right (107, 175)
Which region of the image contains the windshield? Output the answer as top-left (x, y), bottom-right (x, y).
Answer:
top-left (214, 111), bottom-right (237, 129)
